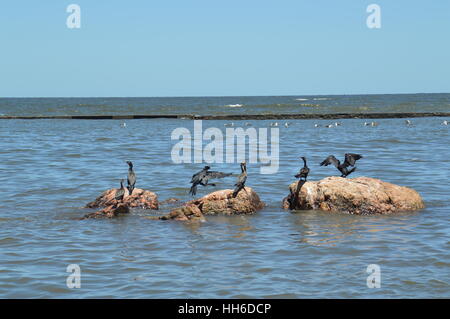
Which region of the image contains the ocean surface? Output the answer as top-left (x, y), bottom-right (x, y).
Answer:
top-left (0, 94), bottom-right (449, 298)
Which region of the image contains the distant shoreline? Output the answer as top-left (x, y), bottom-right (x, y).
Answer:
top-left (1, 112), bottom-right (449, 120)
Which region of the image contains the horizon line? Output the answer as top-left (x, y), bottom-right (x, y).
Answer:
top-left (1, 92), bottom-right (449, 99)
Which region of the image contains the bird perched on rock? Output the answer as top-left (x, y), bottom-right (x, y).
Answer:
top-left (295, 157), bottom-right (310, 181)
top-left (115, 179), bottom-right (126, 201)
top-left (189, 166), bottom-right (232, 196)
top-left (232, 162), bottom-right (247, 198)
top-left (320, 153), bottom-right (363, 178)
top-left (126, 161), bottom-right (136, 195)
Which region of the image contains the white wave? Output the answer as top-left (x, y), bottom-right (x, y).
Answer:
top-left (225, 104), bottom-right (244, 108)
top-left (313, 98), bottom-right (330, 100)
top-left (295, 98), bottom-right (309, 101)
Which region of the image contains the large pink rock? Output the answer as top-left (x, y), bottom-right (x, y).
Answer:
top-left (282, 177), bottom-right (424, 215)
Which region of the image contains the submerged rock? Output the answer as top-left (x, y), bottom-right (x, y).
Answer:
top-left (148, 204), bottom-right (205, 222)
top-left (154, 187), bottom-right (264, 222)
top-left (85, 188), bottom-right (158, 210)
top-left (282, 177), bottom-right (424, 215)
top-left (82, 203), bottom-right (130, 219)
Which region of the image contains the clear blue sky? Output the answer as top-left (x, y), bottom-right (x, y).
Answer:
top-left (0, 0), bottom-right (449, 97)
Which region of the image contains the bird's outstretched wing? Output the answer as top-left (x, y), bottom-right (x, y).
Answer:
top-left (344, 153), bottom-right (363, 167)
top-left (320, 155), bottom-right (340, 168)
top-left (206, 171), bottom-right (232, 179)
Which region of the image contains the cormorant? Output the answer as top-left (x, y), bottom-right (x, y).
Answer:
top-left (189, 166), bottom-right (232, 196)
top-left (320, 153), bottom-right (363, 178)
top-left (126, 161), bottom-right (136, 195)
top-left (115, 179), bottom-right (126, 201)
top-left (232, 162), bottom-right (247, 198)
top-left (295, 157), bottom-right (310, 181)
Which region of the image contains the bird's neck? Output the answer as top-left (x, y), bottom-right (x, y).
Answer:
top-left (302, 158), bottom-right (307, 167)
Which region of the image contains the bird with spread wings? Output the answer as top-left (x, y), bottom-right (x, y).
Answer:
top-left (320, 153), bottom-right (363, 178)
top-left (189, 166), bottom-right (232, 196)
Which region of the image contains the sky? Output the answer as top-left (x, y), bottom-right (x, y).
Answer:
top-left (0, 0), bottom-right (449, 97)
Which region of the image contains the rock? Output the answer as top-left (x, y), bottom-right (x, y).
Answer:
top-left (85, 188), bottom-right (158, 210)
top-left (82, 203), bottom-right (130, 219)
top-left (188, 187), bottom-right (264, 216)
top-left (152, 187), bottom-right (264, 222)
top-left (159, 198), bottom-right (181, 205)
top-left (148, 204), bottom-right (205, 222)
top-left (282, 177), bottom-right (424, 215)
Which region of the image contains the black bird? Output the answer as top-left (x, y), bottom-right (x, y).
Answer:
top-left (189, 166), bottom-right (232, 196)
top-left (295, 156), bottom-right (310, 181)
top-left (126, 161), bottom-right (136, 195)
top-left (232, 162), bottom-right (247, 198)
top-left (320, 153), bottom-right (363, 178)
top-left (115, 179), bottom-right (126, 201)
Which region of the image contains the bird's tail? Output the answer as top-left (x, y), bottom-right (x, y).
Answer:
top-left (189, 185), bottom-right (197, 196)
top-left (232, 184), bottom-right (243, 198)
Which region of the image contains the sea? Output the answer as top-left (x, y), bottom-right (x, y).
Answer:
top-left (0, 93), bottom-right (449, 298)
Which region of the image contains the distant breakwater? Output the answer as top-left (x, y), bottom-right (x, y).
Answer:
top-left (1, 112), bottom-right (450, 120)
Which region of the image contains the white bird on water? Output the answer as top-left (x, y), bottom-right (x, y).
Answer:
top-left (325, 124), bottom-right (333, 128)
top-left (121, 122), bottom-right (126, 128)
top-left (270, 122), bottom-right (279, 127)
top-left (284, 122), bottom-right (290, 128)
top-left (371, 121), bottom-right (379, 127)
top-left (314, 124), bottom-right (320, 128)
top-left (245, 122), bottom-right (252, 126)
top-left (224, 122), bottom-right (234, 127)
top-left (442, 120), bottom-right (448, 126)
top-left (405, 120), bottom-right (412, 126)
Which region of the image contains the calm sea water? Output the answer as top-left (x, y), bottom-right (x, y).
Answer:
top-left (0, 94), bottom-right (449, 298)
